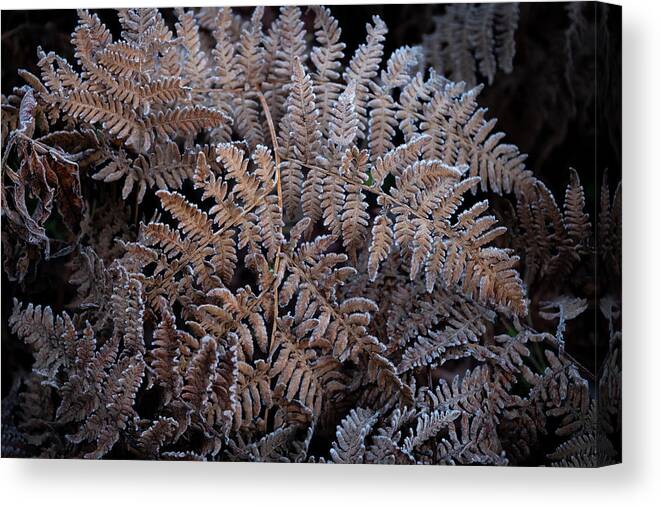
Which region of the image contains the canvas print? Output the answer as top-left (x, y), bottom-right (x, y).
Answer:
top-left (1, 2), bottom-right (621, 466)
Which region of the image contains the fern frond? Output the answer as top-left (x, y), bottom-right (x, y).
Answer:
top-left (343, 16), bottom-right (388, 139)
top-left (137, 417), bottom-right (177, 458)
top-left (147, 105), bottom-right (228, 140)
top-left (328, 81), bottom-right (359, 149)
top-left (422, 3), bottom-right (519, 86)
top-left (150, 300), bottom-right (185, 405)
top-left (381, 46), bottom-right (421, 90)
top-left (286, 58), bottom-right (322, 166)
top-left (182, 336), bottom-right (218, 415)
top-left (329, 408), bottom-right (378, 464)
top-left (403, 409), bottom-right (460, 453)
top-left (8, 300), bottom-right (66, 382)
top-left (367, 214), bottom-right (394, 282)
top-left (264, 6), bottom-right (307, 124)
top-left (340, 148), bottom-right (370, 260)
top-left (399, 299), bottom-right (493, 373)
top-left (84, 355), bottom-right (145, 459)
top-left (564, 168), bottom-right (591, 251)
top-left (176, 9), bottom-right (212, 92)
top-left (423, 366), bottom-right (491, 414)
top-left (311, 6), bottom-right (345, 137)
top-left (60, 90), bottom-right (149, 151)
top-left (236, 359), bottom-right (272, 429)
top-left (234, 7), bottom-right (266, 148)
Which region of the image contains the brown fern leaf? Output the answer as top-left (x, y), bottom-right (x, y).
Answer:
top-left (61, 90), bottom-right (149, 151)
top-left (150, 300), bottom-right (185, 405)
top-left (564, 168), bottom-right (591, 251)
top-left (182, 336), bottom-right (219, 416)
top-left (310, 6), bottom-right (346, 138)
top-left (2, 5), bottom-right (615, 466)
top-left (147, 105), bottom-right (228, 140)
top-left (343, 16), bottom-right (388, 139)
top-left (8, 300), bottom-right (67, 382)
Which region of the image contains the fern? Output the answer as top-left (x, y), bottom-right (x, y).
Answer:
top-left (1, 5), bottom-right (621, 466)
top-left (422, 3), bottom-right (520, 86)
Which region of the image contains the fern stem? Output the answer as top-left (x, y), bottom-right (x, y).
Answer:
top-left (255, 88), bottom-right (284, 347)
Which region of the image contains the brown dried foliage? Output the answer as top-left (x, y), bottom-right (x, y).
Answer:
top-left (2, 5), bottom-right (620, 466)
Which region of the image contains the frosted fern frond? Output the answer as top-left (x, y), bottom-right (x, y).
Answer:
top-left (3, 5), bottom-right (617, 466)
top-left (422, 3), bottom-right (520, 86)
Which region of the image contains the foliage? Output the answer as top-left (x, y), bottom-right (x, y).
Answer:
top-left (1, 5), bottom-right (621, 466)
